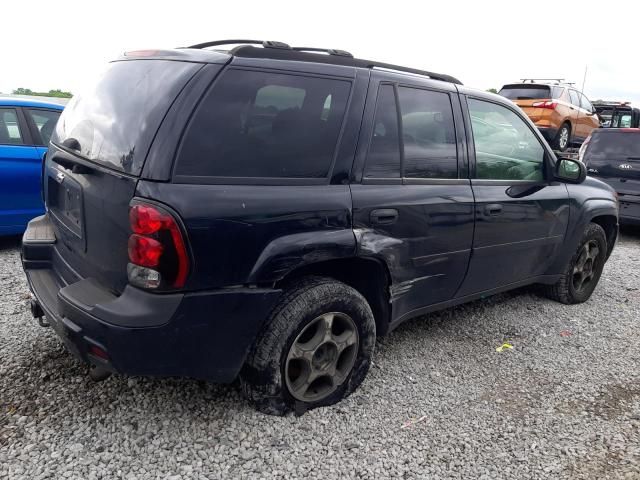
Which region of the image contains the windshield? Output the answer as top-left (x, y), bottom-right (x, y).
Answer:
top-left (586, 131), bottom-right (640, 160)
top-left (53, 60), bottom-right (200, 175)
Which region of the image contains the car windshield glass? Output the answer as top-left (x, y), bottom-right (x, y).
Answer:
top-left (498, 86), bottom-right (550, 100)
top-left (587, 132), bottom-right (640, 159)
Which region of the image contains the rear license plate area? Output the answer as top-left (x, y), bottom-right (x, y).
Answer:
top-left (48, 171), bottom-right (85, 243)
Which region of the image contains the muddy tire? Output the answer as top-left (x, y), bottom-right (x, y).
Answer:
top-left (542, 223), bottom-right (607, 304)
top-left (240, 277), bottom-right (376, 415)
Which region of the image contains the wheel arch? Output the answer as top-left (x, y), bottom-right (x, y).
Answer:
top-left (590, 213), bottom-right (618, 259)
top-left (274, 257), bottom-right (392, 336)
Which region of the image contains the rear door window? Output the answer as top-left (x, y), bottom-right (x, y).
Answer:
top-left (175, 69), bottom-right (352, 179)
top-left (568, 90), bottom-right (580, 106)
top-left (398, 87), bottom-right (457, 179)
top-left (26, 109), bottom-right (61, 145)
top-left (0, 109), bottom-right (24, 145)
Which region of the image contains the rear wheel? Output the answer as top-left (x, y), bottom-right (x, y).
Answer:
top-left (542, 223), bottom-right (607, 304)
top-left (553, 123), bottom-right (571, 151)
top-left (240, 278), bottom-right (376, 415)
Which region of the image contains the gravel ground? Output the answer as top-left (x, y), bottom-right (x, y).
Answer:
top-left (1, 229), bottom-right (639, 480)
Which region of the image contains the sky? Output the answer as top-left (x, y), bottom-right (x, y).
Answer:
top-left (2, 0), bottom-right (639, 105)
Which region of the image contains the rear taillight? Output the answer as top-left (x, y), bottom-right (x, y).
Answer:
top-left (532, 100), bottom-right (558, 110)
top-left (127, 202), bottom-right (189, 289)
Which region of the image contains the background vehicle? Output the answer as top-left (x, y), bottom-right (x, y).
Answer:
top-left (581, 128), bottom-right (640, 225)
top-left (592, 101), bottom-right (640, 128)
top-left (0, 98), bottom-right (63, 235)
top-left (498, 79), bottom-right (600, 152)
top-left (22, 41), bottom-right (618, 415)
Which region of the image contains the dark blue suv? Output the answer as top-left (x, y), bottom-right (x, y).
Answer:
top-left (22, 41), bottom-right (618, 414)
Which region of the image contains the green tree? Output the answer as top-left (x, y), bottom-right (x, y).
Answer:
top-left (12, 88), bottom-right (72, 98)
top-left (486, 88), bottom-right (498, 94)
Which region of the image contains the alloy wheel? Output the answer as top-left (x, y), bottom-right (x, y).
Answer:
top-left (285, 312), bottom-right (359, 402)
top-left (572, 240), bottom-right (600, 292)
top-left (559, 127), bottom-right (569, 150)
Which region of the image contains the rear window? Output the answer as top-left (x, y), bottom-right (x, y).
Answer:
top-left (586, 131), bottom-right (640, 162)
top-left (175, 69), bottom-right (351, 179)
top-left (53, 60), bottom-right (200, 175)
top-left (498, 85), bottom-right (551, 100)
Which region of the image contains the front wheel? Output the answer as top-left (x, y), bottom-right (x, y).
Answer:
top-left (240, 278), bottom-right (376, 415)
top-left (542, 223), bottom-right (607, 304)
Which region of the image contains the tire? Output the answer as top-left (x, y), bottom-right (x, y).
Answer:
top-left (553, 123), bottom-right (571, 152)
top-left (240, 277), bottom-right (376, 415)
top-left (542, 223), bottom-right (607, 304)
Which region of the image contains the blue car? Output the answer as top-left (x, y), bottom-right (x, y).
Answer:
top-left (0, 97), bottom-right (64, 235)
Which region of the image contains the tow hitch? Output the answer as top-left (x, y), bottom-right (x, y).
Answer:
top-left (29, 299), bottom-right (49, 327)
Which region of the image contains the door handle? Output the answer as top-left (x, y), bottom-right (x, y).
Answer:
top-left (485, 204), bottom-right (503, 216)
top-left (370, 208), bottom-right (398, 225)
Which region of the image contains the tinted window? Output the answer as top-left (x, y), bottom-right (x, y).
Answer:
top-left (468, 99), bottom-right (545, 181)
top-left (498, 86), bottom-right (551, 100)
top-left (569, 90), bottom-right (580, 106)
top-left (176, 70), bottom-right (351, 178)
top-left (364, 85), bottom-right (400, 178)
top-left (53, 60), bottom-right (199, 175)
top-left (0, 109), bottom-right (24, 145)
top-left (586, 131), bottom-right (640, 161)
top-left (26, 109), bottom-right (61, 145)
top-left (398, 87), bottom-right (457, 178)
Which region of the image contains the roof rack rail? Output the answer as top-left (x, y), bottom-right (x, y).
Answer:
top-left (233, 46), bottom-right (462, 85)
top-left (519, 78), bottom-right (575, 85)
top-left (291, 47), bottom-right (353, 58)
top-left (186, 40), bottom-right (462, 85)
top-left (188, 39), bottom-right (291, 50)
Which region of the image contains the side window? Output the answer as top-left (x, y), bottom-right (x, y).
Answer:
top-left (364, 85), bottom-right (401, 178)
top-left (0, 108), bottom-right (24, 145)
top-left (613, 113), bottom-right (632, 128)
top-left (551, 86), bottom-right (565, 99)
top-left (468, 99), bottom-right (545, 182)
top-left (568, 90), bottom-right (580, 106)
top-left (26, 109), bottom-right (61, 145)
top-left (398, 87), bottom-right (457, 179)
top-left (176, 69), bottom-right (351, 178)
top-left (580, 94), bottom-right (593, 112)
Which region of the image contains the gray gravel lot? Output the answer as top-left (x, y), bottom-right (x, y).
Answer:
top-left (1, 229), bottom-right (640, 480)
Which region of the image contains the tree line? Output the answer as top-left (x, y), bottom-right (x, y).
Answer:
top-left (12, 88), bottom-right (72, 98)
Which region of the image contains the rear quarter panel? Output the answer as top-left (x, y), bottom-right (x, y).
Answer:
top-left (135, 182), bottom-right (356, 290)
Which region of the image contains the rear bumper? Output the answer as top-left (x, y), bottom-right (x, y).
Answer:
top-left (21, 214), bottom-right (282, 382)
top-left (535, 126), bottom-right (558, 142)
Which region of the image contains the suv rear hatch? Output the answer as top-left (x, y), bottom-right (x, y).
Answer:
top-left (45, 59), bottom-right (202, 293)
top-left (498, 84), bottom-right (554, 121)
top-left (584, 129), bottom-right (640, 197)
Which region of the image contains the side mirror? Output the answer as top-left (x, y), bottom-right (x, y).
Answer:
top-left (555, 157), bottom-right (587, 184)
